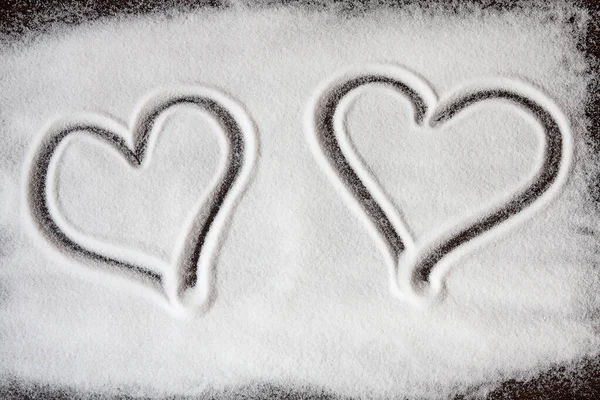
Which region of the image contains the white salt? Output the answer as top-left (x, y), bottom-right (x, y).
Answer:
top-left (0, 5), bottom-right (598, 399)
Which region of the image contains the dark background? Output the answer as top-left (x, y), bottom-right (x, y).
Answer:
top-left (0, 0), bottom-right (599, 398)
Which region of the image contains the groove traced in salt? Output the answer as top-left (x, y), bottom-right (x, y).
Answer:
top-left (307, 65), bottom-right (572, 304)
top-left (24, 87), bottom-right (258, 316)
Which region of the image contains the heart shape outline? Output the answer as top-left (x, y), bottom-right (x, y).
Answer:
top-left (306, 64), bottom-right (573, 304)
top-left (24, 86), bottom-right (258, 316)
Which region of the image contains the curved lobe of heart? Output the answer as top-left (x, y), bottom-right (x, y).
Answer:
top-left (25, 88), bottom-right (257, 315)
top-left (313, 75), bottom-right (428, 260)
top-left (308, 65), bottom-right (572, 303)
top-left (416, 91), bottom-right (564, 283)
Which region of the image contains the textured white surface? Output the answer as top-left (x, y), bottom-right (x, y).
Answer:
top-left (0, 8), bottom-right (598, 399)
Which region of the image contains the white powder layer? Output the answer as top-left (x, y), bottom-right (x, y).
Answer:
top-left (0, 7), bottom-right (599, 399)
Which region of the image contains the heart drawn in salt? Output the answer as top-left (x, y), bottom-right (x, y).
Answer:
top-left (25, 87), bottom-right (257, 316)
top-left (307, 64), bottom-right (572, 304)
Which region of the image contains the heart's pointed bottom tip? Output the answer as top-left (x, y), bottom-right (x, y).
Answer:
top-left (393, 252), bottom-right (446, 306)
top-left (391, 285), bottom-right (442, 307)
top-left (161, 283), bottom-right (212, 318)
top-left (166, 297), bottom-right (210, 319)
top-left (391, 273), bottom-right (444, 307)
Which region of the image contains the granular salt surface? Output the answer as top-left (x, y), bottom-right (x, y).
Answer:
top-left (0, 5), bottom-right (599, 399)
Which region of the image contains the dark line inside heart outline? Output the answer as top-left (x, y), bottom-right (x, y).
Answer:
top-left (27, 95), bottom-right (245, 299)
top-left (417, 91), bottom-right (562, 283)
top-left (313, 74), bottom-right (564, 289)
top-left (314, 76), bottom-right (428, 261)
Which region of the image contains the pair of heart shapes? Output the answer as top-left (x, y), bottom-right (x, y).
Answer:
top-left (24, 65), bottom-right (572, 316)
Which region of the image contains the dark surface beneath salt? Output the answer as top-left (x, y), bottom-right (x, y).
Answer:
top-left (1, 356), bottom-right (600, 399)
